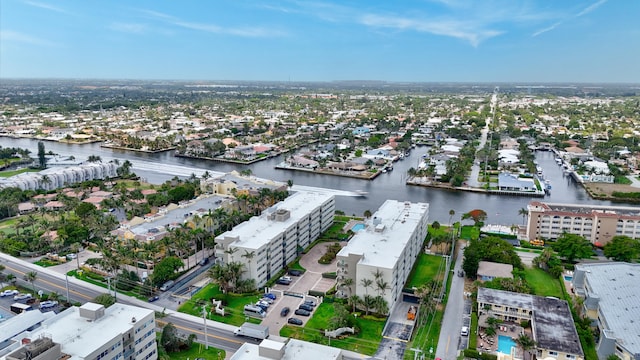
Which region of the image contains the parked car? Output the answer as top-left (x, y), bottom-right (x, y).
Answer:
top-left (276, 278), bottom-right (291, 285)
top-left (66, 253), bottom-right (77, 259)
top-left (281, 276), bottom-right (292, 282)
top-left (260, 297), bottom-right (274, 304)
top-left (288, 269), bottom-right (303, 276)
top-left (298, 304), bottom-right (314, 312)
top-left (14, 293), bottom-right (32, 301)
top-left (264, 293), bottom-right (276, 300)
top-left (280, 307), bottom-right (290, 317)
top-left (255, 303), bottom-right (268, 312)
top-left (287, 317), bottom-right (303, 325)
top-left (0, 289), bottom-right (19, 297)
top-left (294, 309), bottom-right (310, 317)
top-left (461, 326), bottom-right (469, 336)
top-left (148, 295), bottom-right (159, 302)
top-left (303, 300), bottom-right (316, 307)
top-left (39, 300), bottom-right (58, 309)
top-left (198, 258), bottom-right (209, 266)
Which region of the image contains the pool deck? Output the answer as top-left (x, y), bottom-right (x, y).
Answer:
top-left (477, 321), bottom-right (530, 360)
top-left (343, 219), bottom-right (365, 232)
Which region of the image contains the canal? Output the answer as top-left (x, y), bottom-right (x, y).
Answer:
top-left (1, 138), bottom-right (623, 225)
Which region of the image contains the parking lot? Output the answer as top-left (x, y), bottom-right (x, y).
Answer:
top-left (259, 241), bottom-right (340, 335)
top-left (0, 290), bottom-right (61, 319)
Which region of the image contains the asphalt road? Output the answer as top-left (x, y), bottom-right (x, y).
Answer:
top-left (0, 253), bottom-right (244, 355)
top-left (435, 244), bottom-right (466, 360)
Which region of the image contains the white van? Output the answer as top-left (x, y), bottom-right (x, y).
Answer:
top-left (160, 280), bottom-right (175, 291)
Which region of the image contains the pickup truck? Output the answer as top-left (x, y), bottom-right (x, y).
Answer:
top-left (233, 323), bottom-right (269, 340)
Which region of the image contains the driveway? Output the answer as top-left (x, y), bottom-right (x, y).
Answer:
top-left (262, 241), bottom-right (339, 335)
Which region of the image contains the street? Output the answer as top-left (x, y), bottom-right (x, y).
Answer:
top-left (435, 243), bottom-right (466, 360)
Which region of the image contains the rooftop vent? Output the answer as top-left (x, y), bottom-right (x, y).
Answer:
top-left (131, 317), bottom-right (136, 323)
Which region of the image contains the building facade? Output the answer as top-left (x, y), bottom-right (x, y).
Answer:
top-left (477, 288), bottom-right (584, 360)
top-left (0, 302), bottom-right (157, 360)
top-left (572, 263), bottom-right (640, 360)
top-left (336, 200), bottom-right (429, 312)
top-left (215, 192), bottom-right (335, 287)
top-left (526, 201), bottom-right (640, 246)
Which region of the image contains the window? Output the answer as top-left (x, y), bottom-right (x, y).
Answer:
top-left (548, 351), bottom-right (558, 356)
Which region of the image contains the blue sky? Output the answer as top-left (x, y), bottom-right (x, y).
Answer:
top-left (1, 0), bottom-right (639, 83)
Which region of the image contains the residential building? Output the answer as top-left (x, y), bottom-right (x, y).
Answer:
top-left (215, 192), bottom-right (335, 287)
top-left (477, 287), bottom-right (584, 360)
top-left (526, 201), bottom-right (640, 246)
top-left (497, 173), bottom-right (536, 191)
top-left (476, 261), bottom-right (513, 282)
top-left (0, 302), bottom-right (157, 360)
top-left (572, 263), bottom-right (640, 360)
top-left (336, 200), bottom-right (429, 312)
top-left (0, 162), bottom-right (118, 191)
top-left (230, 338), bottom-right (344, 360)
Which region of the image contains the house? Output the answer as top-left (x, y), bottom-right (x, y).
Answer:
top-left (477, 287), bottom-right (584, 360)
top-left (476, 261), bottom-right (513, 282)
top-left (497, 173), bottom-right (535, 191)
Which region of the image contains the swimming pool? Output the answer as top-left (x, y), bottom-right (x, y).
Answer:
top-left (564, 275), bottom-right (573, 281)
top-left (497, 335), bottom-right (516, 355)
top-left (351, 223), bottom-right (365, 232)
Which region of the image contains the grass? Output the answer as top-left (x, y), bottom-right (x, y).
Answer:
top-left (523, 268), bottom-right (563, 298)
top-left (279, 303), bottom-right (385, 355)
top-left (0, 168), bottom-right (39, 177)
top-left (178, 284), bottom-right (262, 326)
top-left (34, 259), bottom-right (63, 267)
top-left (166, 342), bottom-right (226, 360)
top-left (405, 253), bottom-right (445, 289)
top-left (614, 176), bottom-right (632, 185)
top-left (289, 259), bottom-right (306, 272)
top-left (405, 309), bottom-right (443, 359)
top-left (460, 225), bottom-right (480, 240)
top-left (67, 269), bottom-right (147, 300)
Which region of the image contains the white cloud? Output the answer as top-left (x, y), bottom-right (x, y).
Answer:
top-left (23, 0), bottom-right (71, 14)
top-left (576, 0), bottom-right (608, 17)
top-left (532, 21), bottom-right (562, 37)
top-left (359, 14), bottom-right (502, 47)
top-left (532, 0), bottom-right (608, 37)
top-left (141, 9), bottom-right (287, 38)
top-left (0, 30), bottom-right (58, 46)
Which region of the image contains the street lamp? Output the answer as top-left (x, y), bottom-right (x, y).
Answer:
top-left (202, 306), bottom-right (209, 349)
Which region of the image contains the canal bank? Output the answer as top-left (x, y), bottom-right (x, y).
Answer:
top-left (1, 138), bottom-right (629, 226)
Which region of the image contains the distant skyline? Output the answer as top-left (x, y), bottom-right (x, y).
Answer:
top-left (1, 0), bottom-right (639, 83)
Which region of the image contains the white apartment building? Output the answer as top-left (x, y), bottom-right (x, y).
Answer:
top-left (230, 338), bottom-right (344, 360)
top-left (215, 192), bottom-right (335, 287)
top-left (527, 201), bottom-right (640, 246)
top-left (0, 302), bottom-right (157, 360)
top-left (336, 200), bottom-right (429, 312)
top-left (572, 263), bottom-right (640, 360)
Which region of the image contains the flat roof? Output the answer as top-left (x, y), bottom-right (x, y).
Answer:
top-left (0, 311), bottom-right (56, 350)
top-left (478, 288), bottom-right (583, 356)
top-left (576, 263), bottom-right (640, 355)
top-left (337, 200), bottom-right (429, 269)
top-left (477, 261), bottom-right (513, 279)
top-left (230, 339), bottom-right (342, 360)
top-left (530, 201), bottom-right (640, 218)
top-left (130, 195), bottom-right (227, 233)
top-left (25, 303), bottom-right (153, 359)
top-left (219, 192), bottom-right (334, 250)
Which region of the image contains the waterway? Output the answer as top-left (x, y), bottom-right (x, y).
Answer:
top-left (1, 138), bottom-right (623, 225)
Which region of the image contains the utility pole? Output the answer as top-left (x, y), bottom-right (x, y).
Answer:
top-left (410, 348), bottom-right (422, 360)
top-left (202, 306), bottom-right (209, 349)
top-left (65, 274), bottom-right (70, 303)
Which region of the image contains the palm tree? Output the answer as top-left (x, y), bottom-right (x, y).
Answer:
top-left (347, 294), bottom-right (361, 312)
top-left (448, 209), bottom-right (455, 226)
top-left (372, 295), bottom-right (389, 316)
top-left (70, 242), bottom-right (82, 269)
top-left (360, 278), bottom-right (373, 296)
top-left (341, 277), bottom-right (354, 296)
top-left (241, 250), bottom-right (256, 277)
top-left (515, 334), bottom-right (536, 359)
top-left (0, 264), bottom-right (5, 288)
top-left (24, 271), bottom-right (38, 295)
top-left (375, 279), bottom-right (390, 296)
top-left (363, 210), bottom-right (372, 218)
top-left (518, 207), bottom-right (529, 225)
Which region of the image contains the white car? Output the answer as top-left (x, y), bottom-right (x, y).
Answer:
top-left (14, 293), bottom-right (33, 301)
top-left (0, 289), bottom-right (19, 297)
top-left (66, 253), bottom-right (77, 259)
top-left (39, 300), bottom-right (59, 309)
top-left (461, 326), bottom-right (469, 336)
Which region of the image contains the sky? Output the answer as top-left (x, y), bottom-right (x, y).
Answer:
top-left (1, 0), bottom-right (639, 83)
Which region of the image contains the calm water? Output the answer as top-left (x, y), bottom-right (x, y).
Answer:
top-left (1, 138), bottom-right (622, 225)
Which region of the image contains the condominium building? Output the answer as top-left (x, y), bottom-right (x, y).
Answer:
top-left (336, 200), bottom-right (429, 311)
top-left (526, 201), bottom-right (640, 246)
top-left (215, 192), bottom-right (335, 287)
top-left (477, 288), bottom-right (584, 360)
top-left (230, 338), bottom-right (344, 360)
top-left (0, 302), bottom-right (157, 360)
top-left (572, 263), bottom-right (640, 360)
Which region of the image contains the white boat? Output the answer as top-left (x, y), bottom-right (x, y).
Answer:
top-left (354, 190), bottom-right (368, 196)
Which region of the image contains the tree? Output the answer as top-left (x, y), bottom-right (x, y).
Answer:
top-left (0, 264), bottom-right (5, 289)
top-left (151, 256), bottom-right (183, 286)
top-left (363, 209), bottom-right (372, 218)
top-left (515, 334), bottom-right (536, 359)
top-left (24, 271), bottom-right (38, 295)
top-left (462, 209), bottom-right (487, 227)
top-left (241, 250), bottom-right (256, 277)
top-left (603, 235), bottom-right (640, 262)
top-left (518, 207), bottom-right (528, 225)
top-left (93, 293), bottom-right (116, 307)
top-left (360, 278), bottom-right (373, 296)
top-left (87, 155), bottom-right (102, 163)
top-left (448, 209), bottom-right (455, 225)
top-left (160, 323), bottom-right (181, 352)
top-left (552, 233), bottom-right (594, 262)
top-left (347, 294), bottom-right (361, 313)
top-left (328, 303), bottom-right (351, 330)
top-left (37, 141), bottom-right (47, 169)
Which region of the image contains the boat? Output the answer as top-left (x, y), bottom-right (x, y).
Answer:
top-left (354, 190), bottom-right (368, 197)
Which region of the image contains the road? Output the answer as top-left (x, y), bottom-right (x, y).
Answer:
top-left (0, 253), bottom-right (244, 355)
top-left (435, 243), bottom-right (466, 360)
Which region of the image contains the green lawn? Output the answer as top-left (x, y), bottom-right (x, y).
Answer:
top-left (280, 303), bottom-right (385, 355)
top-left (524, 268), bottom-right (563, 298)
top-left (460, 225), bottom-right (480, 240)
top-left (178, 284), bottom-right (262, 326)
top-left (405, 309), bottom-right (443, 359)
top-left (166, 342), bottom-right (226, 360)
top-left (405, 253), bottom-right (445, 289)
